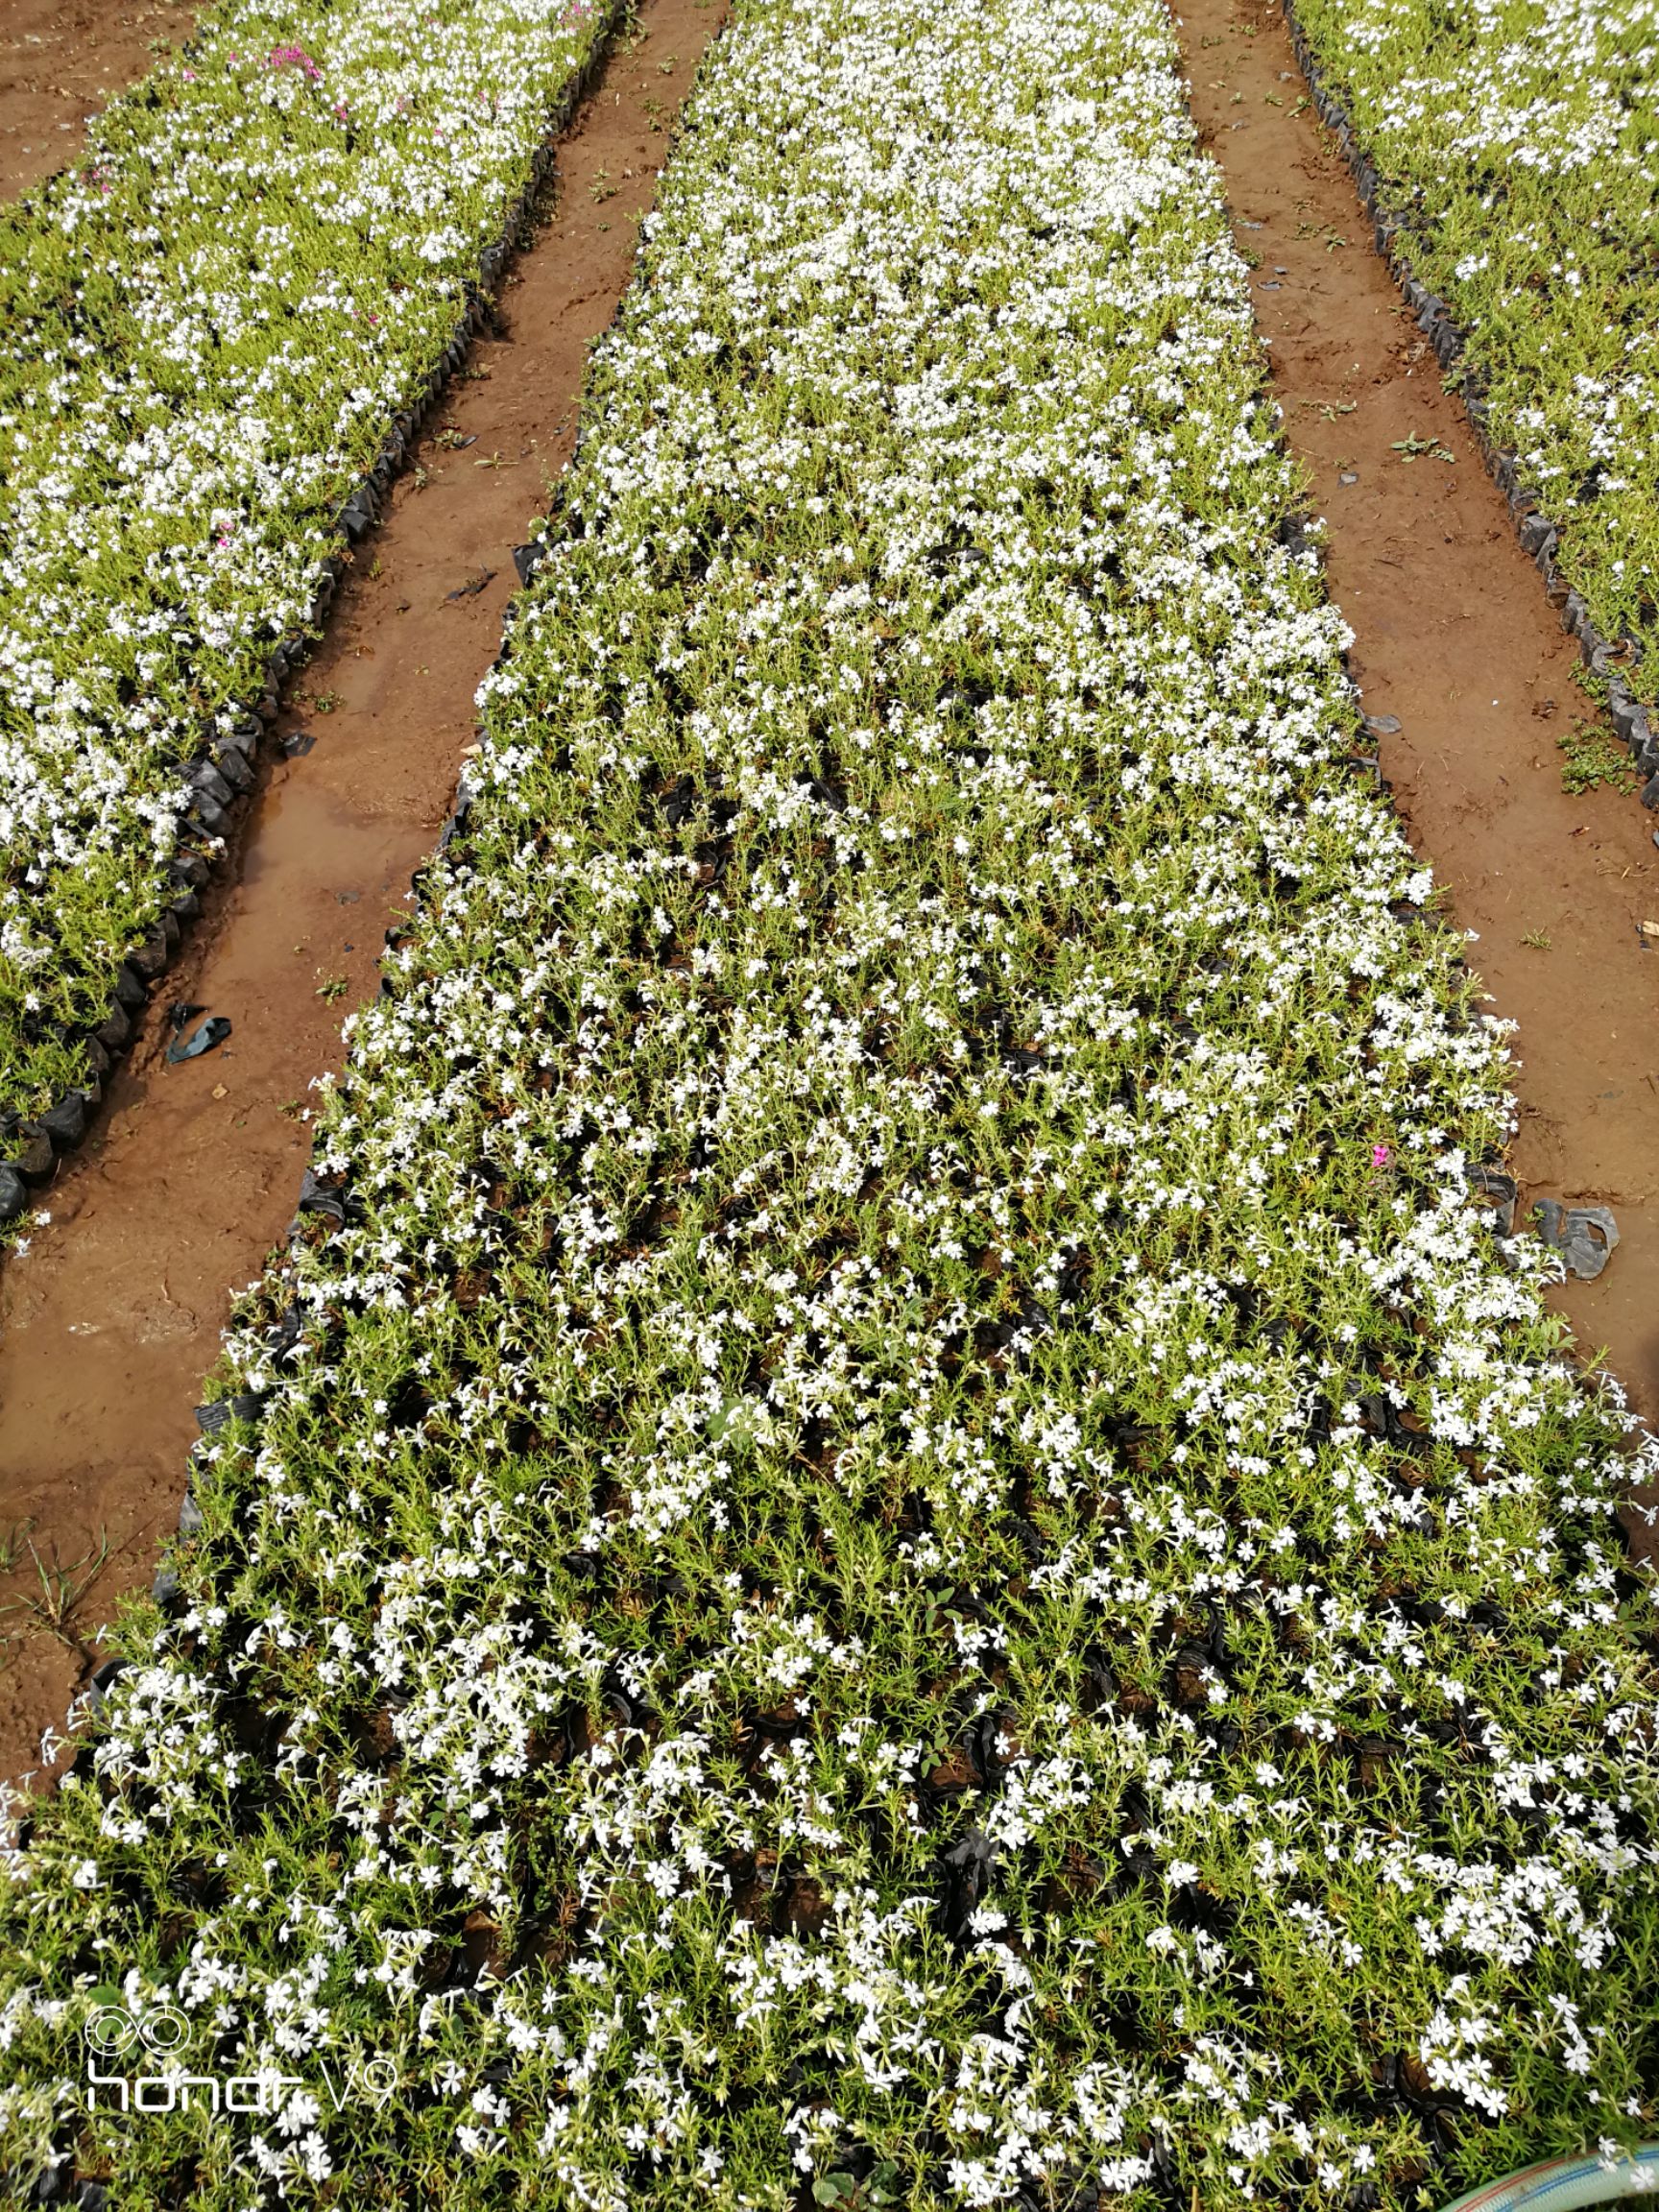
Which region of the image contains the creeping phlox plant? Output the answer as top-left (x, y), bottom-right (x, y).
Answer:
top-left (0, 0), bottom-right (610, 1135)
top-left (3, 0), bottom-right (1657, 2203)
top-left (1289, 0), bottom-right (1659, 712)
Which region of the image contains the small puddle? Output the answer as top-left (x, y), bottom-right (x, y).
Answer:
top-left (0, 0), bottom-right (729, 1788)
top-left (1172, 0), bottom-right (1659, 1519)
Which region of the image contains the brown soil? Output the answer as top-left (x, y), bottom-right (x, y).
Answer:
top-left (1173, 0), bottom-right (1659, 1511)
top-left (0, 0), bottom-right (728, 1791)
top-left (0, 0), bottom-right (197, 201)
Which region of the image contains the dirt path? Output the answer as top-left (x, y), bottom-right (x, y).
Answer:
top-left (0, 0), bottom-right (728, 1790)
top-left (0, 0), bottom-right (197, 200)
top-left (1173, 0), bottom-right (1659, 1504)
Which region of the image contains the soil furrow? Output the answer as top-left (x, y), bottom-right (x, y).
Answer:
top-left (1173, 0), bottom-right (1659, 1503)
top-left (0, 0), bottom-right (727, 1790)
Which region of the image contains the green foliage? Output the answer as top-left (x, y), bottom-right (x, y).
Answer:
top-left (1293, 0), bottom-right (1659, 712)
top-left (1, 0), bottom-right (1656, 2205)
top-left (1557, 717), bottom-right (1639, 795)
top-left (0, 0), bottom-right (610, 1141)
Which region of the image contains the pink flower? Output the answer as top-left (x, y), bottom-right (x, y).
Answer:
top-left (1371, 1142), bottom-right (1392, 1168)
top-left (266, 42), bottom-right (324, 81)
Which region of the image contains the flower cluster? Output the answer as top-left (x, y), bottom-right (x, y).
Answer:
top-left (1290, 0), bottom-right (1659, 710)
top-left (0, 0), bottom-right (611, 1132)
top-left (2, 0), bottom-right (1656, 2204)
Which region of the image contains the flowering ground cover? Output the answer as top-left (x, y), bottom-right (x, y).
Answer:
top-left (4, 0), bottom-right (1659, 2202)
top-left (0, 0), bottom-right (613, 1146)
top-left (1286, 0), bottom-right (1659, 721)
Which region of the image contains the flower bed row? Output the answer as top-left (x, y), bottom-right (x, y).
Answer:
top-left (0, 0), bottom-right (619, 1202)
top-left (4, 0), bottom-right (1657, 2202)
top-left (1283, 0), bottom-right (1659, 763)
